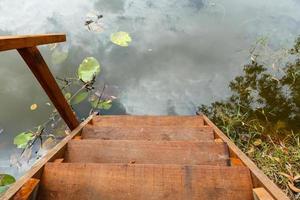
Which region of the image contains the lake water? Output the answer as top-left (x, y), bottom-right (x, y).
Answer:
top-left (0, 0), bottom-right (300, 178)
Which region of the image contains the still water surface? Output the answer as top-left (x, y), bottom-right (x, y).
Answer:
top-left (0, 0), bottom-right (300, 177)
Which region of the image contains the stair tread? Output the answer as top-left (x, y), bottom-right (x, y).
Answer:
top-left (82, 124), bottom-right (214, 141)
top-left (39, 163), bottom-right (253, 200)
top-left (91, 115), bottom-right (205, 127)
top-left (65, 140), bottom-right (229, 165)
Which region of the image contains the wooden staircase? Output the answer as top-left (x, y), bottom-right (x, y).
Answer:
top-left (37, 115), bottom-right (253, 200)
top-left (0, 34), bottom-right (289, 200)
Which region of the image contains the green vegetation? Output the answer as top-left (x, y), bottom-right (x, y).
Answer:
top-left (0, 174), bottom-right (16, 194)
top-left (0, 56), bottom-right (114, 194)
top-left (77, 57), bottom-right (101, 83)
top-left (12, 56), bottom-right (111, 151)
top-left (110, 31), bottom-right (132, 47)
top-left (13, 132), bottom-right (35, 149)
top-left (199, 37), bottom-right (300, 199)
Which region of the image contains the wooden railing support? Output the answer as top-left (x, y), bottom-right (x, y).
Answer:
top-left (17, 46), bottom-right (79, 130)
top-left (0, 34), bottom-right (80, 130)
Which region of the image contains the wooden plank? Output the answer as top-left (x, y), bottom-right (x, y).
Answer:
top-left (65, 140), bottom-right (229, 165)
top-left (253, 188), bottom-right (275, 200)
top-left (92, 115), bottom-right (205, 127)
top-left (0, 34), bottom-right (65, 51)
top-left (201, 115), bottom-right (289, 200)
top-left (39, 163), bottom-right (253, 200)
top-left (82, 124), bottom-right (214, 141)
top-left (73, 136), bottom-right (82, 140)
top-left (12, 178), bottom-right (39, 200)
top-left (214, 138), bottom-right (223, 143)
top-left (0, 114), bottom-right (95, 200)
top-left (230, 158), bottom-right (244, 166)
top-left (18, 46), bottom-right (79, 130)
top-left (53, 158), bottom-right (64, 163)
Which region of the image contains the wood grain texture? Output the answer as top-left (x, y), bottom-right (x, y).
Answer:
top-left (73, 136), bottom-right (82, 140)
top-left (0, 114), bottom-right (95, 200)
top-left (230, 158), bottom-right (244, 166)
top-left (65, 140), bottom-right (229, 165)
top-left (17, 47), bottom-right (79, 130)
top-left (202, 115), bottom-right (289, 200)
top-left (82, 124), bottom-right (214, 141)
top-left (39, 163), bottom-right (253, 200)
top-left (12, 178), bottom-right (39, 200)
top-left (92, 115), bottom-right (205, 127)
top-left (53, 159), bottom-right (64, 163)
top-left (253, 188), bottom-right (275, 200)
top-left (0, 34), bottom-right (65, 51)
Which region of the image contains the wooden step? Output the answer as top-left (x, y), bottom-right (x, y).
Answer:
top-left (38, 163), bottom-right (253, 200)
top-left (64, 140), bottom-right (229, 165)
top-left (82, 124), bottom-right (214, 141)
top-left (90, 115), bottom-right (205, 127)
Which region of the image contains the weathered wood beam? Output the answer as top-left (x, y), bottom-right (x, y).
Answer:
top-left (53, 158), bottom-right (64, 163)
top-left (253, 187), bottom-right (275, 200)
top-left (12, 178), bottom-right (40, 200)
top-left (17, 46), bottom-right (79, 130)
top-left (0, 34), bottom-right (65, 51)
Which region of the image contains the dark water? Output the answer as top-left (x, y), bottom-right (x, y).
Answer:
top-left (0, 0), bottom-right (300, 177)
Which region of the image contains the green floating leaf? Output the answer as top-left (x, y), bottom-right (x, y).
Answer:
top-left (51, 49), bottom-right (68, 65)
top-left (0, 186), bottom-right (8, 194)
top-left (90, 100), bottom-right (112, 110)
top-left (71, 91), bottom-right (88, 105)
top-left (110, 31), bottom-right (132, 47)
top-left (78, 57), bottom-right (101, 83)
top-left (0, 174), bottom-right (16, 187)
top-left (64, 92), bottom-right (72, 100)
top-left (13, 132), bottom-right (34, 149)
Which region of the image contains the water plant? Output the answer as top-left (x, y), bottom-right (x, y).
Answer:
top-left (0, 55), bottom-right (115, 194)
top-left (110, 31), bottom-right (132, 47)
top-left (199, 36), bottom-right (300, 199)
top-left (0, 174), bottom-right (16, 193)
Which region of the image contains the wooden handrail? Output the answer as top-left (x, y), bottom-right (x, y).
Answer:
top-left (0, 34), bottom-right (66, 51)
top-left (0, 33), bottom-right (79, 130)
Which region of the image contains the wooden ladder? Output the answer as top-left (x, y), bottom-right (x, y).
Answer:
top-left (0, 34), bottom-right (289, 200)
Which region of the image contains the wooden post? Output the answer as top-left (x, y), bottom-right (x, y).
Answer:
top-left (17, 46), bottom-right (79, 130)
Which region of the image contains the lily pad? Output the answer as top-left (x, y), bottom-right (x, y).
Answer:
top-left (78, 57), bottom-right (100, 83)
top-left (90, 99), bottom-right (112, 110)
top-left (0, 186), bottom-right (8, 194)
top-left (71, 91), bottom-right (88, 105)
top-left (110, 31), bottom-right (132, 47)
top-left (0, 174), bottom-right (16, 187)
top-left (13, 132), bottom-right (34, 149)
